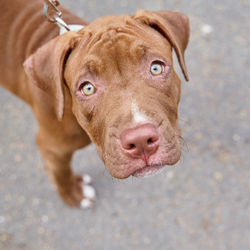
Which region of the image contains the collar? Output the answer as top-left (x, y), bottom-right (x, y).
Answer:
top-left (59, 24), bottom-right (84, 35)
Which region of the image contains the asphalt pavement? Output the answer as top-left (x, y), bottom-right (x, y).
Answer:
top-left (0, 0), bottom-right (249, 249)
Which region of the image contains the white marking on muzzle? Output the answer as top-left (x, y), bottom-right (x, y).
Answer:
top-left (131, 102), bottom-right (149, 123)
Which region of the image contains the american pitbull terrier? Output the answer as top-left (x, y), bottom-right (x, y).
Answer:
top-left (0, 0), bottom-right (189, 207)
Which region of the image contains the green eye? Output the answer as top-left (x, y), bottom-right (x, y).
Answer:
top-left (80, 82), bottom-right (96, 96)
top-left (150, 62), bottom-right (164, 75)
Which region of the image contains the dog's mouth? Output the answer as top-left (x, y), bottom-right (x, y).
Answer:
top-left (131, 145), bottom-right (179, 178)
top-left (132, 163), bottom-right (165, 178)
top-left (101, 124), bottom-right (181, 179)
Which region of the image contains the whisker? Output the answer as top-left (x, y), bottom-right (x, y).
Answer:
top-left (176, 134), bottom-right (190, 153)
top-left (179, 152), bottom-right (185, 164)
top-left (178, 117), bottom-right (190, 126)
top-left (110, 173), bottom-right (115, 184)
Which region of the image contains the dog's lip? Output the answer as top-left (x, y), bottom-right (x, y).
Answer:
top-left (130, 147), bottom-right (178, 178)
top-left (132, 163), bottom-right (165, 178)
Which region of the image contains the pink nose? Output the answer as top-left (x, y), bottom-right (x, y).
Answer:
top-left (120, 123), bottom-right (159, 160)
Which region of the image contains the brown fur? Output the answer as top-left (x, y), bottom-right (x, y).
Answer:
top-left (0, 0), bottom-right (189, 207)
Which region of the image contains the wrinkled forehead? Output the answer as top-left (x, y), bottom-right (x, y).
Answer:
top-left (66, 15), bottom-right (172, 83)
top-left (81, 14), bottom-right (172, 54)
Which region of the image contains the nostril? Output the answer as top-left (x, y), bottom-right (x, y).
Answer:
top-left (128, 143), bottom-right (136, 150)
top-left (147, 138), bottom-right (153, 144)
top-left (147, 136), bottom-right (158, 145)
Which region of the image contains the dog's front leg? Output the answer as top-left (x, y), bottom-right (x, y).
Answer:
top-left (36, 129), bottom-right (96, 208)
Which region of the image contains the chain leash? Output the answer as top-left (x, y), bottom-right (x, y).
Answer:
top-left (43, 0), bottom-right (70, 31)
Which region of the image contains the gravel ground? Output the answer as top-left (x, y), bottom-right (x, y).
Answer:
top-left (0, 0), bottom-right (249, 249)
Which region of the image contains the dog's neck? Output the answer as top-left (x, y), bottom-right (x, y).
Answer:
top-left (0, 0), bottom-right (87, 98)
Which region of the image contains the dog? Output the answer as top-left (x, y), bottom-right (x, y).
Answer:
top-left (0, 0), bottom-right (190, 208)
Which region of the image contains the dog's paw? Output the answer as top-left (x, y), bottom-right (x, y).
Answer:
top-left (83, 174), bottom-right (93, 185)
top-left (57, 174), bottom-right (96, 208)
top-left (80, 176), bottom-right (96, 209)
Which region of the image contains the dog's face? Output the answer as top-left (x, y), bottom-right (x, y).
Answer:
top-left (24, 10), bottom-right (189, 179)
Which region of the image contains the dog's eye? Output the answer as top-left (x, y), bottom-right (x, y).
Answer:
top-left (150, 61), bottom-right (164, 76)
top-left (80, 82), bottom-right (96, 96)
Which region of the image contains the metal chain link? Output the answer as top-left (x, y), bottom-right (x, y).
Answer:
top-left (43, 0), bottom-right (70, 31)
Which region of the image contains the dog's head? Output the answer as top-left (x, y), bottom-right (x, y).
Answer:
top-left (24, 10), bottom-right (190, 178)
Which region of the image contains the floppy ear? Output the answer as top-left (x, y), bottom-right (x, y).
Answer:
top-left (23, 31), bottom-right (80, 120)
top-left (134, 10), bottom-right (190, 81)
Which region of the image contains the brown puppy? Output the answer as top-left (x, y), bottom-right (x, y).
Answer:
top-left (0, 0), bottom-right (189, 207)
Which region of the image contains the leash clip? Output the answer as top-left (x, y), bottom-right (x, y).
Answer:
top-left (43, 0), bottom-right (70, 31)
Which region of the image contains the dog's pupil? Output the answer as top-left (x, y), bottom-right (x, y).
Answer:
top-left (153, 65), bottom-right (159, 71)
top-left (85, 85), bottom-right (92, 92)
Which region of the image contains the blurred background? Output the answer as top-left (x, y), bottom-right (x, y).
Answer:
top-left (0, 0), bottom-right (249, 249)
